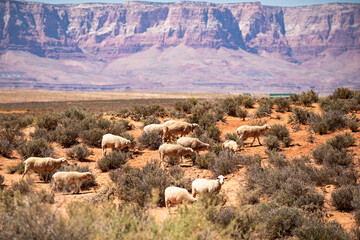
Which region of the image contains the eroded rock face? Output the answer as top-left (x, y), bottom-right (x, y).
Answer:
top-left (0, 0), bottom-right (359, 62)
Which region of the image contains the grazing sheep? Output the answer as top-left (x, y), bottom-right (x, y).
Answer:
top-left (52, 171), bottom-right (93, 194)
top-left (165, 186), bottom-right (197, 212)
top-left (223, 140), bottom-right (238, 152)
top-left (144, 123), bottom-right (164, 136)
top-left (192, 175), bottom-right (226, 198)
top-left (236, 124), bottom-right (271, 147)
top-left (159, 144), bottom-right (194, 169)
top-left (163, 120), bottom-right (199, 142)
top-left (102, 133), bottom-right (131, 157)
top-left (22, 157), bottom-right (70, 182)
top-left (177, 137), bottom-right (210, 153)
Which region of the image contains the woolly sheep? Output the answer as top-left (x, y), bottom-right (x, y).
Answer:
top-left (223, 140), bottom-right (238, 152)
top-left (101, 133), bottom-right (131, 157)
top-left (158, 144), bottom-right (194, 169)
top-left (22, 157), bottom-right (70, 182)
top-left (236, 124), bottom-right (271, 147)
top-left (165, 186), bottom-right (197, 212)
top-left (162, 120), bottom-right (199, 142)
top-left (52, 171), bottom-right (93, 194)
top-left (177, 137), bottom-right (210, 153)
top-left (144, 123), bottom-right (164, 136)
top-left (192, 175), bottom-right (226, 198)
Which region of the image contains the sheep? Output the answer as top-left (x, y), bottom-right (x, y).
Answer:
top-left (158, 144), bottom-right (194, 169)
top-left (236, 124), bottom-right (271, 147)
top-left (52, 171), bottom-right (93, 194)
top-left (223, 140), bottom-right (238, 152)
top-left (144, 123), bottom-right (164, 136)
top-left (22, 157), bottom-right (70, 182)
top-left (192, 175), bottom-right (226, 198)
top-left (101, 133), bottom-right (131, 157)
top-left (177, 137), bottom-right (210, 153)
top-left (165, 186), bottom-right (197, 212)
top-left (162, 120), bottom-right (199, 142)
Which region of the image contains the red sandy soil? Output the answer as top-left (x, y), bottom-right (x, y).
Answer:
top-left (1, 103), bottom-right (359, 228)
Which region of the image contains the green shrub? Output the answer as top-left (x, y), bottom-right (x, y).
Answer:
top-left (265, 135), bottom-right (280, 150)
top-left (138, 131), bottom-right (163, 150)
top-left (320, 97), bottom-right (350, 114)
top-left (18, 138), bottom-right (54, 159)
top-left (290, 107), bottom-right (310, 124)
top-left (37, 114), bottom-right (59, 131)
top-left (347, 119), bottom-right (359, 132)
top-left (327, 132), bottom-right (355, 150)
top-left (221, 97), bottom-right (238, 116)
top-left (298, 90), bottom-right (318, 106)
top-left (30, 127), bottom-right (54, 141)
top-left (11, 177), bottom-right (34, 194)
top-left (312, 144), bottom-right (353, 166)
top-left (132, 104), bottom-right (166, 120)
top-left (210, 150), bottom-right (239, 176)
top-left (175, 99), bottom-right (196, 113)
top-left (142, 115), bottom-right (160, 127)
top-left (332, 185), bottom-right (354, 211)
top-left (242, 96), bottom-right (256, 108)
top-left (0, 139), bottom-right (13, 157)
top-left (275, 97), bottom-right (291, 113)
top-left (236, 107), bottom-right (248, 120)
top-left (255, 99), bottom-right (272, 118)
top-left (195, 152), bottom-right (216, 169)
top-left (53, 126), bottom-right (79, 148)
top-left (323, 110), bottom-right (347, 131)
top-left (66, 144), bottom-right (93, 161)
top-left (6, 161), bottom-right (24, 174)
top-left (97, 150), bottom-right (128, 172)
top-left (224, 132), bottom-right (243, 146)
top-left (64, 107), bottom-right (86, 120)
top-left (80, 128), bottom-right (105, 147)
top-left (268, 124), bottom-right (290, 141)
top-left (332, 87), bottom-right (354, 99)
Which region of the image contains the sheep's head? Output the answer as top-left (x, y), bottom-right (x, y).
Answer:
top-left (60, 158), bottom-right (70, 166)
top-left (85, 172), bottom-right (93, 180)
top-left (125, 140), bottom-right (132, 148)
top-left (217, 175), bottom-right (226, 185)
top-left (264, 124), bottom-right (271, 130)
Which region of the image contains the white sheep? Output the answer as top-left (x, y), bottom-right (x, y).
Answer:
top-left (144, 123), bottom-right (164, 136)
top-left (22, 157), bottom-right (70, 182)
top-left (101, 133), bottom-right (131, 157)
top-left (236, 124), bottom-right (271, 147)
top-left (177, 137), bottom-right (210, 153)
top-left (158, 144), bottom-right (194, 169)
top-left (52, 171), bottom-right (93, 194)
top-left (223, 140), bottom-right (238, 152)
top-left (165, 186), bottom-right (197, 212)
top-left (162, 120), bottom-right (199, 142)
top-left (192, 175), bottom-right (226, 198)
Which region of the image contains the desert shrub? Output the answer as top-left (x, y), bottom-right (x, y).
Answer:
top-left (265, 135), bottom-right (280, 150)
top-left (53, 126), bottom-right (78, 148)
top-left (224, 132), bottom-right (243, 146)
top-left (210, 150), bottom-right (239, 176)
top-left (97, 150), bottom-right (128, 172)
top-left (236, 107), bottom-right (248, 120)
top-left (64, 107), bottom-right (86, 120)
top-left (18, 138), bottom-right (54, 159)
top-left (132, 104), bottom-right (166, 120)
top-left (221, 97), bottom-right (238, 116)
top-left (110, 162), bottom-right (171, 207)
top-left (110, 119), bottom-right (133, 134)
top-left (214, 206), bottom-right (236, 228)
top-left (66, 144), bottom-right (93, 161)
top-left (142, 115), bottom-right (161, 127)
top-left (195, 152), bottom-right (216, 169)
top-left (323, 110), bottom-right (347, 131)
top-left (327, 132), bottom-right (355, 150)
top-left (175, 99), bottom-right (196, 113)
top-left (0, 174), bottom-right (4, 186)
top-left (169, 110), bottom-right (186, 119)
top-left (289, 107), bottom-right (310, 124)
top-left (30, 127), bottom-right (54, 141)
top-left (320, 97), bottom-right (350, 114)
top-left (295, 192), bottom-right (325, 212)
top-left (36, 114), bottom-right (59, 131)
top-left (274, 97), bottom-right (291, 112)
top-left (308, 134), bottom-right (315, 143)
top-left (6, 161), bottom-right (25, 174)
top-left (298, 90), bottom-right (318, 106)
top-left (214, 106), bottom-right (225, 122)
top-left (332, 185), bottom-right (354, 211)
top-left (290, 93), bottom-right (300, 104)
top-left (204, 124), bottom-right (221, 142)
top-left (312, 144), bottom-right (353, 166)
top-left (138, 131), bottom-right (162, 150)
top-left (0, 139), bottom-right (13, 157)
top-left (96, 118), bottom-right (111, 130)
top-left (255, 99), bottom-right (272, 118)
top-left (80, 128), bottom-right (105, 147)
top-left (242, 96), bottom-right (256, 108)
top-left (347, 119), bottom-right (359, 132)
top-left (267, 124), bottom-right (291, 143)
top-left (11, 177), bottom-right (34, 194)
top-left (267, 150), bottom-right (288, 167)
top-left (332, 87), bottom-right (354, 99)
top-left (309, 113), bottom-right (329, 134)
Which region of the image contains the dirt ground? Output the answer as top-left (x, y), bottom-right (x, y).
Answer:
top-left (0, 101), bottom-right (359, 229)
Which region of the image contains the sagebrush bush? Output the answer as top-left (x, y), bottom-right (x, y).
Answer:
top-left (64, 107), bottom-right (86, 120)
top-left (18, 138), bottom-right (54, 159)
top-left (267, 124), bottom-right (292, 147)
top-left (326, 132), bottom-right (355, 150)
top-left (221, 97), bottom-right (238, 116)
top-left (97, 150), bottom-right (128, 172)
top-left (37, 114), bottom-right (59, 131)
top-left (347, 119), bottom-right (359, 132)
top-left (66, 144), bottom-right (93, 161)
top-left (332, 87), bottom-right (354, 99)
top-left (331, 185), bottom-right (354, 211)
top-left (265, 135), bottom-right (280, 150)
top-left (312, 144), bottom-right (353, 166)
top-left (255, 99), bottom-right (272, 118)
top-left (289, 107), bottom-right (310, 124)
top-left (320, 97), bottom-right (350, 114)
top-left (0, 174), bottom-right (4, 186)
top-left (224, 132), bottom-right (243, 146)
top-left (242, 96), bottom-right (256, 108)
top-left (0, 139), bottom-right (13, 157)
top-left (210, 150), bottom-right (239, 176)
top-left (53, 126), bottom-right (79, 148)
top-left (80, 128), bottom-right (105, 147)
top-left (6, 161), bottom-right (24, 174)
top-left (236, 107), bottom-right (248, 120)
top-left (30, 127), bottom-right (54, 141)
top-left (138, 131), bottom-right (163, 150)
top-left (298, 90), bottom-right (318, 106)
top-left (195, 152), bottom-right (216, 169)
top-left (132, 104), bottom-right (166, 120)
top-left (275, 97), bottom-right (291, 113)
top-left (323, 110), bottom-right (347, 131)
top-left (142, 115), bottom-right (160, 127)
top-left (175, 98), bottom-right (196, 113)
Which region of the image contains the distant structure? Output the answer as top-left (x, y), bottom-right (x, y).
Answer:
top-left (269, 93), bottom-right (292, 98)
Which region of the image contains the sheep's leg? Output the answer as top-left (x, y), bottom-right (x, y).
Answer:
top-left (45, 171), bottom-right (49, 182)
top-left (102, 146), bottom-right (106, 157)
top-left (251, 137), bottom-right (256, 147)
top-left (21, 167), bottom-right (29, 179)
top-left (257, 137), bottom-right (262, 146)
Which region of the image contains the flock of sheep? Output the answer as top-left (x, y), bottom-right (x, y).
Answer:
top-left (20, 119), bottom-right (271, 210)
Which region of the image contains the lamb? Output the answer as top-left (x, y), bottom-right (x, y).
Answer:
top-left (102, 133), bottom-right (131, 157)
top-left (22, 157), bottom-right (70, 182)
top-left (162, 120), bottom-right (199, 142)
top-left (236, 124), bottom-right (271, 147)
top-left (52, 171), bottom-right (93, 194)
top-left (223, 140), bottom-right (238, 152)
top-left (192, 175), bottom-right (226, 198)
top-left (158, 144), bottom-right (194, 169)
top-left (177, 137), bottom-right (210, 153)
top-left (165, 186), bottom-right (197, 212)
